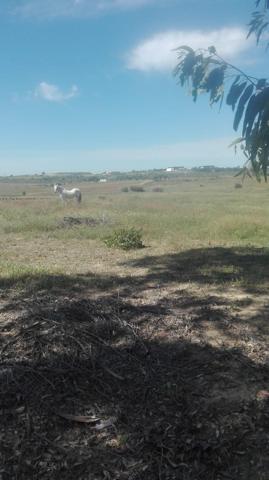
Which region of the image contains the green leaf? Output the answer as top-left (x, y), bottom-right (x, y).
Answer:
top-left (256, 21), bottom-right (269, 43)
top-left (208, 46), bottom-right (216, 54)
top-left (234, 167), bottom-right (251, 179)
top-left (226, 82), bottom-right (247, 110)
top-left (243, 87), bottom-right (269, 138)
top-left (192, 64), bottom-right (206, 89)
top-left (182, 52), bottom-right (196, 77)
top-left (203, 67), bottom-right (225, 92)
top-left (233, 84), bottom-right (254, 131)
top-left (256, 79), bottom-right (267, 89)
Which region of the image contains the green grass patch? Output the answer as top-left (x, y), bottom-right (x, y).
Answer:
top-left (0, 260), bottom-right (94, 293)
top-left (104, 227), bottom-right (144, 250)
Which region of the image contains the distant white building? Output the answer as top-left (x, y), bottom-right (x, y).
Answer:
top-left (166, 166), bottom-right (187, 172)
top-left (99, 178), bottom-right (107, 183)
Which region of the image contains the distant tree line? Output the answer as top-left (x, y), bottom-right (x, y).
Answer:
top-left (0, 167), bottom-right (240, 185)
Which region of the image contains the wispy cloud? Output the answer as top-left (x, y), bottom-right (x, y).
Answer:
top-left (12, 0), bottom-right (159, 19)
top-left (34, 82), bottom-right (78, 102)
top-left (127, 27), bottom-right (255, 72)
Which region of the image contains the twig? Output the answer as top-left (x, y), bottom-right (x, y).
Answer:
top-left (103, 366), bottom-right (124, 381)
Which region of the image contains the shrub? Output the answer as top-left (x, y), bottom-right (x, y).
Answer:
top-left (130, 185), bottom-right (145, 192)
top-left (235, 183), bottom-right (243, 189)
top-left (22, 191), bottom-right (26, 196)
top-left (121, 187), bottom-right (129, 192)
top-left (104, 227), bottom-right (144, 250)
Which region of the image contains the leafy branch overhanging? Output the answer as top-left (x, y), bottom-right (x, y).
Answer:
top-left (174, 0), bottom-right (269, 181)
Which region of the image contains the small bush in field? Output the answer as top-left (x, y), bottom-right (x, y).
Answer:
top-left (130, 185), bottom-right (145, 192)
top-left (104, 227), bottom-right (144, 250)
top-left (152, 187), bottom-right (164, 192)
top-left (235, 183), bottom-right (243, 189)
top-left (22, 191), bottom-right (26, 196)
top-left (121, 187), bottom-right (129, 192)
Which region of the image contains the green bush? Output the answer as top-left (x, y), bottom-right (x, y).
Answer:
top-left (104, 227), bottom-right (144, 250)
top-left (121, 187), bottom-right (129, 192)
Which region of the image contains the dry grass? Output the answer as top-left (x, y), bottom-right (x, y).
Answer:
top-left (1, 174), bottom-right (269, 278)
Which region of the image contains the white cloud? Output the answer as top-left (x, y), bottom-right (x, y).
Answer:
top-left (12, 0), bottom-right (159, 18)
top-left (127, 27), bottom-right (255, 72)
top-left (34, 82), bottom-right (78, 102)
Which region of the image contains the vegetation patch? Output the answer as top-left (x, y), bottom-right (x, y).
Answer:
top-left (130, 185), bottom-right (145, 192)
top-left (104, 227), bottom-right (144, 250)
top-left (58, 216), bottom-right (110, 228)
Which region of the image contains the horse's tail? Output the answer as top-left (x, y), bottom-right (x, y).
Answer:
top-left (77, 191), bottom-right (82, 203)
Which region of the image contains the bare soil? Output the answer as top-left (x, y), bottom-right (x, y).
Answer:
top-left (0, 246), bottom-right (269, 479)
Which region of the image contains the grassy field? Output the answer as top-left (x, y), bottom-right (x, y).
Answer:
top-left (1, 173), bottom-right (269, 479)
top-left (1, 172), bottom-right (269, 284)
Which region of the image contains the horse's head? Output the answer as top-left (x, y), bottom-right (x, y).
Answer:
top-left (54, 184), bottom-right (63, 194)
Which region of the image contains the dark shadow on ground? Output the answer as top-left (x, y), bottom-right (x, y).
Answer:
top-left (1, 246), bottom-right (269, 296)
top-left (1, 246), bottom-right (269, 341)
top-left (122, 246), bottom-right (269, 294)
top-left (1, 295), bottom-right (269, 480)
top-left (1, 246), bottom-right (269, 479)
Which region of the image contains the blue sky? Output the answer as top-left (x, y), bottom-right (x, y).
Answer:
top-left (0, 0), bottom-right (267, 174)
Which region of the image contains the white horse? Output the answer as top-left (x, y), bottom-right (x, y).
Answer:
top-left (54, 184), bottom-right (82, 203)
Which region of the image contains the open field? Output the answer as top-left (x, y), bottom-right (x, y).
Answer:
top-left (1, 173), bottom-right (269, 479)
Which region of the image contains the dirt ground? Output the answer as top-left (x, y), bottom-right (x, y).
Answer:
top-left (0, 246), bottom-right (269, 479)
